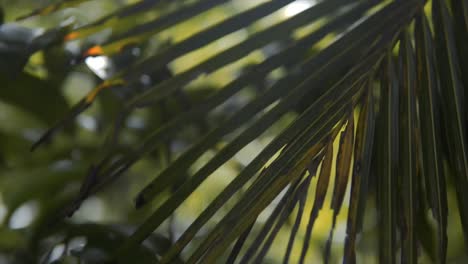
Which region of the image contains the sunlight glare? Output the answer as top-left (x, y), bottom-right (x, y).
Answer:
top-left (284, 0), bottom-right (315, 17)
top-left (85, 56), bottom-right (111, 79)
top-left (9, 201), bottom-right (39, 229)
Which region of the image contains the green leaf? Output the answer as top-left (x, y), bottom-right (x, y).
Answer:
top-left (241, 176), bottom-right (304, 264)
top-left (10, 0), bottom-right (468, 262)
top-left (85, 0), bottom-right (375, 207)
top-left (183, 52), bottom-right (375, 260)
top-left (63, 223), bottom-right (161, 264)
top-left (449, 0), bottom-right (468, 126)
top-left (134, 0), bottom-right (406, 207)
top-left (433, 0), bottom-right (468, 245)
top-left (32, 0), bottom-right (358, 159)
top-left (415, 13), bottom-right (448, 263)
top-left (113, 2), bottom-right (413, 256)
top-left (226, 221), bottom-right (254, 264)
top-left (300, 142), bottom-right (334, 264)
top-left (343, 84), bottom-right (375, 263)
top-left (0, 23), bottom-right (73, 75)
top-left (324, 111), bottom-right (354, 264)
top-left (123, 0), bottom-right (357, 104)
top-left (283, 173), bottom-right (312, 264)
top-left (331, 113), bottom-right (355, 215)
top-left (0, 72), bottom-right (69, 128)
top-left (377, 52), bottom-right (398, 264)
top-left (0, 163), bottom-right (86, 220)
top-left (398, 30), bottom-right (417, 264)
top-left (64, 0), bottom-right (176, 41)
top-left (0, 227), bottom-right (27, 251)
top-left (450, 0), bottom-right (468, 32)
top-left (95, 0), bottom-right (283, 57)
top-left (30, 99), bottom-right (89, 151)
top-left (15, 0), bottom-right (92, 20)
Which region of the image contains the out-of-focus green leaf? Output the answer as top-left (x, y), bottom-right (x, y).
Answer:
top-left (0, 22), bottom-right (73, 75)
top-left (62, 223), bottom-right (160, 264)
top-left (15, 0), bottom-right (91, 20)
top-left (0, 163), bottom-right (86, 216)
top-left (0, 72), bottom-right (69, 127)
top-left (192, 104), bottom-right (348, 263)
top-left (63, 0), bottom-right (171, 41)
top-left (0, 23), bottom-right (39, 74)
top-left (28, 0), bottom-right (372, 164)
top-left (377, 53), bottom-right (398, 264)
top-left (82, 0), bottom-right (231, 57)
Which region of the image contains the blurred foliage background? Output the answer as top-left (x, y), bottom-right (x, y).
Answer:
top-left (0, 0), bottom-right (467, 263)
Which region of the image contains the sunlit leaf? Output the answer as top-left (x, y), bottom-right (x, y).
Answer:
top-left (0, 72), bottom-right (69, 127)
top-left (324, 110), bottom-right (354, 264)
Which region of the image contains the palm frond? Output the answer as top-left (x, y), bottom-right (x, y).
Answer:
top-left (2, 0), bottom-right (468, 262)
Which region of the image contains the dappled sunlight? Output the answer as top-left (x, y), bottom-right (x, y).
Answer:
top-left (284, 0), bottom-right (316, 18)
